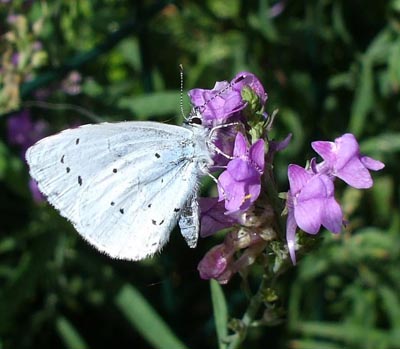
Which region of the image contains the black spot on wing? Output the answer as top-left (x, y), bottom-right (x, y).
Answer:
top-left (75, 138), bottom-right (80, 145)
top-left (113, 168), bottom-right (118, 173)
top-left (60, 155), bottom-right (65, 163)
top-left (148, 203), bottom-right (152, 208)
top-left (66, 167), bottom-right (70, 173)
top-left (110, 201), bottom-right (115, 206)
top-left (78, 176), bottom-right (82, 186)
top-left (120, 208), bottom-right (124, 214)
top-left (150, 218), bottom-right (164, 225)
top-left (174, 208), bottom-right (180, 212)
top-left (155, 153), bottom-right (160, 158)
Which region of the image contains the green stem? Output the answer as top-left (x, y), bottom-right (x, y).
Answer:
top-left (227, 277), bottom-right (267, 349)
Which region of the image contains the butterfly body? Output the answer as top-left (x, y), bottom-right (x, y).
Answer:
top-left (26, 121), bottom-right (213, 260)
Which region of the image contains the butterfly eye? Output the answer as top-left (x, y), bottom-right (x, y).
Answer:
top-left (190, 117), bottom-right (202, 125)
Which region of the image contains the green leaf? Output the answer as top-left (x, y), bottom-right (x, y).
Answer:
top-left (379, 286), bottom-right (400, 328)
top-left (118, 91), bottom-right (186, 120)
top-left (349, 59), bottom-right (374, 136)
top-left (360, 132), bottom-right (400, 154)
top-left (115, 284), bottom-right (188, 349)
top-left (210, 279), bottom-right (228, 349)
top-left (56, 316), bottom-right (88, 349)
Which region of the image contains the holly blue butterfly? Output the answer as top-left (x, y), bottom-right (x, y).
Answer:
top-left (26, 114), bottom-right (213, 260)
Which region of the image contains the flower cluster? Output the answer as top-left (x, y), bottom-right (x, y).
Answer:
top-left (189, 72), bottom-right (274, 283)
top-left (286, 133), bottom-right (385, 264)
top-left (189, 72), bottom-right (385, 283)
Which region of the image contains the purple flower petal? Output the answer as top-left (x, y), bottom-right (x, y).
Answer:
top-left (232, 132), bottom-right (247, 157)
top-left (188, 72), bottom-right (267, 124)
top-left (269, 133), bottom-right (292, 153)
top-left (198, 244), bottom-right (233, 280)
top-left (360, 155), bottom-right (385, 171)
top-left (333, 157), bottom-right (374, 189)
top-left (199, 197), bottom-right (237, 237)
top-left (218, 133), bottom-right (265, 213)
top-left (232, 72), bottom-right (268, 105)
top-left (188, 81), bottom-right (245, 123)
top-left (249, 139), bottom-right (265, 170)
top-left (288, 164), bottom-right (313, 195)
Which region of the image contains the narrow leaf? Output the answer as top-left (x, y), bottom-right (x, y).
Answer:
top-left (210, 279), bottom-right (228, 349)
top-left (115, 284), bottom-right (188, 349)
top-left (56, 316), bottom-right (88, 349)
top-left (349, 59), bottom-right (374, 136)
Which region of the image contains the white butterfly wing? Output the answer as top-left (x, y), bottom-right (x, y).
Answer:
top-left (26, 121), bottom-right (202, 260)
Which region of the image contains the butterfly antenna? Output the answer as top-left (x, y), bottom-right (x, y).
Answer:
top-left (197, 73), bottom-right (247, 113)
top-left (179, 64), bottom-right (186, 119)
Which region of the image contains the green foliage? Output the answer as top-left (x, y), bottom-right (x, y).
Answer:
top-left (210, 280), bottom-right (228, 349)
top-left (115, 284), bottom-right (188, 349)
top-left (0, 0), bottom-right (399, 348)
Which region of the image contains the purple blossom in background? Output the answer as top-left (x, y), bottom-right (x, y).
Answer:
top-left (7, 109), bottom-right (48, 202)
top-left (61, 70), bottom-right (82, 95)
top-left (286, 165), bottom-right (343, 264)
top-left (312, 133), bottom-right (385, 189)
top-left (7, 109), bottom-right (48, 155)
top-left (11, 53), bottom-right (19, 67)
top-left (28, 178), bottom-right (44, 203)
top-left (268, 0), bottom-right (287, 18)
top-left (286, 133), bottom-right (385, 264)
top-left (218, 132), bottom-right (265, 213)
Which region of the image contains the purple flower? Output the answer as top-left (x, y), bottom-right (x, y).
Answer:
top-left (29, 178), bottom-right (44, 203)
top-left (231, 71), bottom-right (268, 105)
top-left (197, 243), bottom-right (235, 283)
top-left (7, 109), bottom-right (48, 202)
top-left (218, 132), bottom-right (265, 213)
top-left (61, 71), bottom-right (82, 95)
top-left (11, 53), bottom-right (20, 67)
top-left (198, 229), bottom-right (266, 284)
top-left (188, 81), bottom-right (245, 125)
top-left (7, 109), bottom-right (48, 155)
top-left (188, 72), bottom-right (266, 125)
top-left (268, 0), bottom-right (287, 18)
top-left (286, 133), bottom-right (385, 264)
top-left (286, 165), bottom-right (343, 264)
top-left (312, 133), bottom-right (385, 189)
top-left (199, 198), bottom-right (238, 237)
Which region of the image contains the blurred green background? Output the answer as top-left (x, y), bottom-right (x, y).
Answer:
top-left (0, 1), bottom-right (399, 348)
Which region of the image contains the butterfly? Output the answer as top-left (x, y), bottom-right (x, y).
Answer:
top-left (26, 116), bottom-right (214, 260)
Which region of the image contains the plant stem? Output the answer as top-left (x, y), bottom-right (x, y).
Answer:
top-left (227, 276), bottom-right (267, 349)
